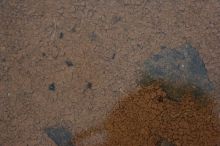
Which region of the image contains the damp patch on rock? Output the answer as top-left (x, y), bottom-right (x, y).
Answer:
top-left (141, 44), bottom-right (213, 101)
top-left (45, 126), bottom-right (74, 146)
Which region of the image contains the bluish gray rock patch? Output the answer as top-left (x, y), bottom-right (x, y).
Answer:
top-left (142, 44), bottom-right (213, 100)
top-left (45, 126), bottom-right (74, 146)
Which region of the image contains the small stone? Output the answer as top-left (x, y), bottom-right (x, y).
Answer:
top-left (65, 60), bottom-right (74, 67)
top-left (59, 32), bottom-right (64, 39)
top-left (86, 82), bottom-right (92, 89)
top-left (42, 52), bottom-right (46, 57)
top-left (112, 53), bottom-right (116, 59)
top-left (49, 83), bottom-right (56, 91)
top-left (45, 126), bottom-right (74, 146)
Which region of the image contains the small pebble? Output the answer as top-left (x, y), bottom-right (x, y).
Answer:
top-left (49, 83), bottom-right (56, 91)
top-left (42, 52), bottom-right (46, 57)
top-left (112, 53), bottom-right (116, 59)
top-left (86, 82), bottom-right (92, 89)
top-left (65, 60), bottom-right (74, 67)
top-left (59, 32), bottom-right (64, 39)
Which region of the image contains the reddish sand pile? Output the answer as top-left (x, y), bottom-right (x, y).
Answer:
top-left (75, 83), bottom-right (220, 146)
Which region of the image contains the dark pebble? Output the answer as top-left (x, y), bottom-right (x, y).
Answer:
top-left (112, 53), bottom-right (116, 59)
top-left (86, 82), bottom-right (92, 89)
top-left (45, 126), bottom-right (74, 146)
top-left (59, 32), bottom-right (64, 39)
top-left (49, 83), bottom-right (56, 91)
top-left (42, 52), bottom-right (46, 57)
top-left (65, 60), bottom-right (74, 67)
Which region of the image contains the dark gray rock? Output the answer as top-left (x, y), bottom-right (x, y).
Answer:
top-left (48, 83), bottom-right (56, 91)
top-left (65, 60), bottom-right (74, 67)
top-left (59, 32), bottom-right (64, 39)
top-left (143, 44), bottom-right (213, 100)
top-left (45, 126), bottom-right (74, 146)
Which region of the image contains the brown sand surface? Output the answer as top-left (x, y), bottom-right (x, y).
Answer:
top-left (0, 0), bottom-right (220, 146)
top-left (75, 83), bottom-right (220, 146)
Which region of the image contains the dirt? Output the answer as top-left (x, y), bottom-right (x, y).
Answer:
top-left (0, 0), bottom-right (220, 146)
top-left (75, 83), bottom-right (220, 146)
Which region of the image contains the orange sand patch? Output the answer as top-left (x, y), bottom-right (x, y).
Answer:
top-left (75, 83), bottom-right (220, 146)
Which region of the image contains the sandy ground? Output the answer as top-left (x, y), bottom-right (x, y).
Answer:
top-left (0, 0), bottom-right (220, 146)
top-left (74, 84), bottom-right (219, 146)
